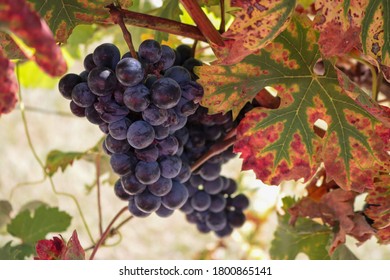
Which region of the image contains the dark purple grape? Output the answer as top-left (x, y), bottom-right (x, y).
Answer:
top-left (127, 120), bottom-right (155, 149)
top-left (223, 178), bottom-right (237, 195)
top-left (155, 204), bottom-right (174, 217)
top-left (142, 104), bottom-right (168, 126)
top-left (88, 67), bottom-right (117, 96)
top-left (168, 114), bottom-right (187, 133)
top-left (135, 190), bottom-right (161, 213)
top-left (153, 125), bottom-right (170, 140)
top-left (159, 45), bottom-right (175, 70)
top-left (159, 155), bottom-right (182, 179)
top-left (69, 101), bottom-right (85, 117)
top-left (180, 81), bottom-right (204, 103)
top-left (144, 75), bottom-right (158, 89)
top-left (99, 122), bottom-right (109, 134)
top-left (114, 179), bottom-right (131, 200)
top-left (93, 43), bottom-right (120, 70)
top-left (85, 105), bottom-right (105, 125)
top-left (110, 153), bottom-right (136, 175)
top-left (162, 108), bottom-right (179, 127)
top-left (156, 135), bottom-right (179, 156)
top-left (231, 194), bottom-right (249, 210)
top-left (138, 39), bottom-right (162, 64)
top-left (175, 161), bottom-right (191, 183)
top-left (175, 45), bottom-right (192, 64)
top-left (148, 177), bottom-right (172, 197)
top-left (116, 57), bottom-right (144, 87)
top-left (150, 78), bottom-right (181, 109)
top-left (135, 161), bottom-right (160, 184)
top-left (164, 66), bottom-right (191, 84)
top-left (215, 224), bottom-right (233, 238)
top-left (161, 180), bottom-right (189, 210)
top-left (174, 127), bottom-right (189, 146)
top-left (209, 194), bottom-right (227, 213)
top-left (179, 200), bottom-right (194, 214)
top-left (123, 84), bottom-right (150, 112)
top-left (203, 177), bottom-right (224, 195)
top-left (105, 134), bottom-right (131, 154)
top-left (121, 173), bottom-right (146, 195)
top-left (94, 100), bottom-right (129, 123)
top-left (206, 212), bottom-right (227, 231)
top-left (79, 71), bottom-right (89, 82)
top-left (83, 53), bottom-right (96, 71)
top-left (189, 174), bottom-right (203, 188)
top-left (175, 98), bottom-right (199, 117)
top-left (59, 73), bottom-right (82, 99)
top-left (108, 118), bottom-right (131, 140)
top-left (128, 197), bottom-right (151, 217)
top-left (199, 162), bottom-right (221, 181)
top-left (196, 222), bottom-right (211, 233)
top-left (182, 57), bottom-right (202, 78)
top-left (227, 210), bottom-right (246, 228)
top-left (72, 83), bottom-right (96, 108)
top-left (191, 191), bottom-right (211, 212)
top-left (134, 144), bottom-right (159, 162)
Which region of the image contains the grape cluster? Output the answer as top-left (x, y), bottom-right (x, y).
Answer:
top-left (58, 41), bottom-right (249, 237)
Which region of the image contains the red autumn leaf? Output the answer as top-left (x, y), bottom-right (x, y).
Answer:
top-left (289, 188), bottom-right (375, 254)
top-left (0, 0), bottom-right (67, 77)
top-left (0, 49), bottom-right (18, 116)
top-left (212, 0), bottom-right (296, 64)
top-left (34, 236), bottom-right (66, 260)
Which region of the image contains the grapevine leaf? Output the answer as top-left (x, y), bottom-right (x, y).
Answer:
top-left (213, 0), bottom-right (296, 64)
top-left (154, 0), bottom-right (182, 42)
top-left (62, 230), bottom-right (85, 260)
top-left (7, 205), bottom-right (72, 244)
top-left (27, 0), bottom-right (132, 43)
top-left (0, 49), bottom-right (18, 116)
top-left (198, 14), bottom-right (390, 191)
top-left (0, 200), bottom-right (13, 229)
top-left (34, 236), bottom-right (65, 260)
top-left (0, 32), bottom-right (28, 60)
top-left (289, 189), bottom-right (375, 254)
top-left (364, 174), bottom-right (390, 244)
top-left (45, 150), bottom-right (87, 177)
top-left (270, 197), bottom-right (333, 260)
top-left (0, 0), bottom-right (67, 77)
top-left (314, 0), bottom-right (389, 69)
top-left (197, 0), bottom-right (220, 6)
top-left (0, 241), bottom-right (34, 260)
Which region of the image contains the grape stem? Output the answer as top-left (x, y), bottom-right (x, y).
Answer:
top-left (108, 4), bottom-right (137, 58)
top-left (89, 206), bottom-right (128, 260)
top-left (180, 0), bottom-right (224, 47)
top-left (190, 135), bottom-right (237, 172)
top-left (106, 4), bottom-right (207, 43)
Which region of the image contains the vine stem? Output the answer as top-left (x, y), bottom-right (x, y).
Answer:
top-left (190, 135), bottom-right (236, 172)
top-left (15, 63), bottom-right (95, 245)
top-left (180, 0), bottom-right (224, 46)
top-left (89, 206), bottom-right (128, 260)
top-left (108, 4), bottom-right (137, 58)
top-left (106, 4), bottom-right (207, 42)
top-left (95, 154), bottom-right (103, 236)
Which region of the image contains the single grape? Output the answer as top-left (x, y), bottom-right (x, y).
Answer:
top-left (199, 162), bottom-right (221, 181)
top-left (138, 39), bottom-right (162, 64)
top-left (164, 66), bottom-right (191, 85)
top-left (85, 105), bottom-right (105, 125)
top-left (153, 125), bottom-right (170, 140)
top-left (94, 100), bottom-right (129, 123)
top-left (110, 153), bottom-right (136, 175)
top-left (215, 224), bottom-right (233, 238)
top-left (135, 190), bottom-right (161, 213)
top-left (116, 58), bottom-right (145, 87)
top-left (179, 200), bottom-right (194, 214)
top-left (227, 210), bottom-right (246, 228)
top-left (156, 135), bottom-right (179, 156)
top-left (148, 177), bottom-right (172, 197)
top-left (108, 118), bottom-right (132, 140)
top-left (223, 178), bottom-right (238, 195)
top-left (180, 81), bottom-right (204, 103)
top-left (121, 173), bottom-right (146, 195)
top-left (105, 134), bottom-right (131, 154)
top-left (134, 144), bottom-right (159, 162)
top-left (175, 45), bottom-right (192, 64)
top-left (127, 120), bottom-right (155, 149)
top-left (135, 161), bottom-right (161, 185)
top-left (191, 191), bottom-right (211, 212)
top-left (206, 211), bottom-right (227, 231)
top-left (71, 82), bottom-right (96, 108)
top-left (99, 122), bottom-right (109, 134)
top-left (155, 204), bottom-right (174, 217)
top-left (150, 77), bottom-right (181, 109)
top-left (175, 161), bottom-right (191, 183)
top-left (83, 53), bottom-right (96, 71)
top-left (144, 75), bottom-right (158, 89)
top-left (128, 197), bottom-right (151, 217)
top-left (114, 179), bottom-right (131, 200)
top-left (59, 73), bottom-right (82, 100)
top-left (93, 43), bottom-right (120, 70)
top-left (203, 177), bottom-right (224, 195)
top-left (87, 67), bottom-right (117, 96)
top-left (196, 222), bottom-right (211, 233)
top-left (159, 45), bottom-right (175, 70)
top-left (123, 84), bottom-right (150, 112)
top-left (161, 180), bottom-right (189, 210)
top-left (231, 194), bottom-right (250, 210)
top-left (69, 101), bottom-right (86, 117)
top-left (142, 104), bottom-right (168, 126)
top-left (182, 57), bottom-right (202, 78)
top-left (159, 155), bottom-right (182, 179)
top-left (209, 194), bottom-right (227, 213)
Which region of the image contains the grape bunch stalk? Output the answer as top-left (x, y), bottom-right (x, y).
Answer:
top-left (58, 40), bottom-right (249, 237)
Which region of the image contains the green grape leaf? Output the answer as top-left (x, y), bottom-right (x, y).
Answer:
top-left (0, 49), bottom-right (18, 116)
top-left (0, 241), bottom-right (34, 260)
top-left (154, 0), bottom-right (182, 42)
top-left (27, 0), bottom-right (133, 43)
top-left (45, 150), bottom-right (87, 177)
top-left (270, 197), bottom-right (332, 260)
top-left (7, 205), bottom-right (72, 244)
top-left (212, 0), bottom-right (296, 64)
top-left (197, 14), bottom-right (390, 191)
